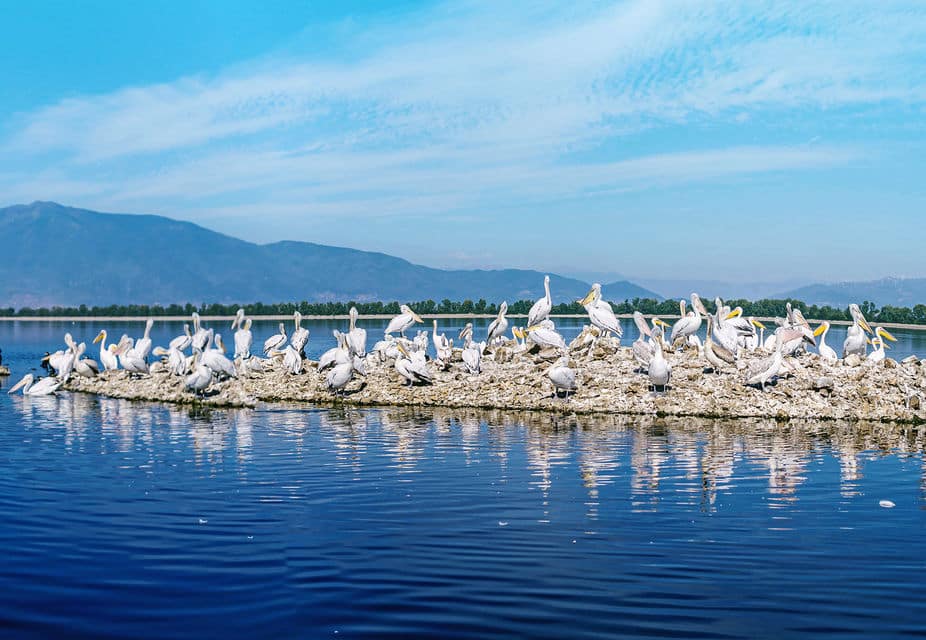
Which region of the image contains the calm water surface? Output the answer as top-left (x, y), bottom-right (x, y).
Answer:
top-left (1, 321), bottom-right (926, 638)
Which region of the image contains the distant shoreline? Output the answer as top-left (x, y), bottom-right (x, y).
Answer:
top-left (2, 314), bottom-right (925, 331)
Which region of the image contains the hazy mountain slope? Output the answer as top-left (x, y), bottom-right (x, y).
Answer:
top-left (777, 278), bottom-right (926, 308)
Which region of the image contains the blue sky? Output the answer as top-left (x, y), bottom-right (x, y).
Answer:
top-left (2, 1), bottom-right (925, 285)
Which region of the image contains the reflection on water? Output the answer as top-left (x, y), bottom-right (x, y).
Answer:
top-left (3, 392), bottom-right (926, 638)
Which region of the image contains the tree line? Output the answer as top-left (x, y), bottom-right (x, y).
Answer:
top-left (2, 298), bottom-right (926, 325)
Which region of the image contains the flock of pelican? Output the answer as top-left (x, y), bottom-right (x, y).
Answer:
top-left (8, 278), bottom-right (899, 401)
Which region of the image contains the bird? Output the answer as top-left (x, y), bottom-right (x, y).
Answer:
top-left (318, 331), bottom-right (350, 372)
top-left (184, 354), bottom-right (213, 397)
top-left (527, 275), bottom-right (552, 327)
top-left (133, 319), bottom-right (155, 362)
top-left (843, 303), bottom-right (873, 358)
top-left (263, 323), bottom-right (288, 355)
top-left (670, 293), bottom-right (706, 348)
top-left (8, 373), bottom-right (63, 396)
top-left (631, 312), bottom-right (670, 370)
top-left (73, 343), bottom-right (100, 378)
top-left (432, 320), bottom-right (453, 368)
top-left (395, 344), bottom-right (431, 386)
top-left (153, 346), bottom-right (188, 376)
top-left (813, 321), bottom-right (837, 363)
top-left (116, 338), bottom-right (148, 376)
top-left (744, 328), bottom-right (811, 391)
top-left (234, 317), bottom-right (254, 360)
top-left (867, 327), bottom-right (897, 363)
top-left (578, 283), bottom-right (622, 340)
top-left (486, 302), bottom-right (509, 345)
top-left (202, 333), bottom-right (237, 379)
top-left (385, 304), bottom-right (424, 337)
top-left (290, 311), bottom-right (310, 357)
top-left (703, 315), bottom-right (736, 372)
top-left (169, 324), bottom-right (193, 352)
top-left (648, 340), bottom-right (671, 392)
top-left (547, 356), bottom-right (577, 399)
top-left (191, 312), bottom-right (210, 352)
top-left (346, 307), bottom-right (367, 357)
top-left (462, 340), bottom-right (485, 374)
top-left (525, 320), bottom-right (567, 351)
top-left (92, 330), bottom-right (119, 372)
top-left (281, 344), bottom-right (303, 375)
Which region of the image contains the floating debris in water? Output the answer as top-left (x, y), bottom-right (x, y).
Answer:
top-left (879, 500), bottom-right (895, 509)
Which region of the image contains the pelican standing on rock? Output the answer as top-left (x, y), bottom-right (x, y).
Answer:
top-left (8, 373), bottom-right (63, 396)
top-left (814, 322), bottom-right (837, 363)
top-left (486, 302), bottom-right (509, 345)
top-left (547, 356), bottom-right (577, 399)
top-left (462, 340), bottom-right (485, 374)
top-left (73, 343), bottom-right (99, 378)
top-left (867, 327), bottom-right (897, 363)
top-left (670, 294), bottom-right (705, 348)
top-left (843, 303), bottom-right (873, 358)
top-left (170, 324), bottom-right (193, 352)
top-left (203, 333), bottom-right (237, 379)
top-left (385, 305), bottom-right (423, 338)
top-left (527, 275), bottom-right (552, 327)
top-left (578, 283), bottom-right (622, 340)
top-left (263, 323), bottom-right (287, 355)
top-left (234, 317), bottom-right (254, 360)
top-left (116, 338), bottom-right (148, 376)
top-left (526, 320), bottom-right (567, 351)
top-left (290, 311), bottom-right (310, 357)
top-left (93, 330), bottom-right (119, 372)
top-left (395, 344), bottom-right (431, 386)
top-left (648, 340), bottom-right (670, 392)
top-left (133, 319), bottom-right (155, 362)
top-left (185, 354), bottom-right (212, 397)
top-left (191, 313), bottom-right (210, 352)
top-left (347, 307), bottom-right (367, 356)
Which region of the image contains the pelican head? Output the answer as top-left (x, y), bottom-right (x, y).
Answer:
top-left (245, 318), bottom-right (252, 330)
top-left (849, 304), bottom-right (873, 334)
top-left (875, 326), bottom-right (897, 343)
top-left (499, 301), bottom-right (508, 315)
top-left (690, 293), bottom-right (708, 317)
top-left (400, 304), bottom-right (423, 323)
top-left (232, 308), bottom-right (245, 329)
top-left (750, 318), bottom-right (766, 330)
top-left (93, 330), bottom-right (107, 344)
top-left (579, 283), bottom-right (602, 306)
top-left (813, 321), bottom-right (830, 337)
top-left (724, 307), bottom-right (743, 320)
top-left (633, 311), bottom-right (651, 337)
top-left (8, 374), bottom-right (34, 394)
top-left (215, 334), bottom-right (226, 354)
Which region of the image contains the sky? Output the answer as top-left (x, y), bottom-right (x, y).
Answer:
top-left (1, 1), bottom-right (925, 286)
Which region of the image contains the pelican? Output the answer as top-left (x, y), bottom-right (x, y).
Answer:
top-left (527, 275), bottom-right (552, 327)
top-left (713, 304), bottom-right (750, 354)
top-left (813, 322), bottom-right (837, 363)
top-left (116, 338), bottom-right (148, 376)
top-left (670, 294), bottom-right (705, 348)
top-left (154, 346), bottom-right (188, 376)
top-left (578, 283), bottom-right (622, 340)
top-left (395, 344), bottom-right (431, 386)
top-left (704, 316), bottom-right (736, 372)
top-left (346, 307), bottom-right (367, 356)
top-left (385, 304), bottom-right (423, 337)
top-left (184, 354), bottom-right (212, 397)
top-left (93, 330), bottom-right (119, 371)
top-left (744, 318), bottom-right (766, 351)
top-left (290, 311), bottom-right (310, 356)
top-left (170, 324), bottom-right (193, 352)
top-left (486, 302), bottom-right (509, 345)
top-left (432, 320), bottom-right (453, 368)
top-left (843, 304), bottom-right (873, 358)
top-left (8, 373), bottom-right (63, 396)
top-left (73, 343), bottom-right (99, 378)
top-left (462, 340), bottom-right (485, 374)
top-left (547, 356), bottom-right (577, 399)
top-left (45, 333), bottom-right (77, 380)
top-left (234, 318), bottom-right (253, 360)
top-left (648, 340), bottom-right (670, 392)
top-left (281, 344), bottom-right (303, 375)
top-left (318, 331), bottom-right (350, 372)
top-left (191, 312), bottom-right (210, 352)
top-left (632, 312), bottom-right (670, 370)
top-left (201, 332), bottom-right (237, 379)
top-left (744, 328), bottom-right (810, 390)
top-left (133, 319), bottom-right (155, 361)
top-left (263, 323), bottom-right (287, 355)
top-left (458, 323), bottom-right (473, 347)
top-left (525, 320), bottom-right (567, 351)
top-left (867, 327), bottom-right (897, 363)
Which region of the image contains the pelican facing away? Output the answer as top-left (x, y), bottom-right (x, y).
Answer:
top-left (527, 275), bottom-right (552, 327)
top-left (290, 311), bottom-right (310, 356)
top-left (385, 305), bottom-right (423, 337)
top-left (547, 356), bottom-right (577, 399)
top-left (347, 307), bottom-right (367, 356)
top-left (8, 373), bottom-right (63, 396)
top-left (578, 283), bottom-right (622, 339)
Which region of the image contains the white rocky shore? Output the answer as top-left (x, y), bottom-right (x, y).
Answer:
top-left (63, 337), bottom-right (926, 424)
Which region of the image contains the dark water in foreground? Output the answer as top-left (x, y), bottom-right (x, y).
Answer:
top-left (1, 384), bottom-right (926, 638)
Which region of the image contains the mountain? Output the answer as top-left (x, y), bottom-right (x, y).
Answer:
top-left (633, 277), bottom-right (804, 302)
top-left (777, 277), bottom-right (926, 308)
top-left (0, 202), bottom-right (660, 308)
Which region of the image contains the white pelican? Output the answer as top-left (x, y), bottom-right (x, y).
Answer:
top-left (93, 330), bottom-right (119, 371)
top-left (326, 356), bottom-right (366, 395)
top-left (234, 318), bottom-right (253, 360)
top-left (547, 356), bottom-right (577, 399)
top-left (632, 312), bottom-right (670, 370)
top-left (170, 324), bottom-right (193, 352)
top-left (263, 323), bottom-right (287, 355)
top-left (486, 302), bottom-right (509, 345)
top-left (843, 304), bottom-right (873, 358)
top-left (154, 346), bottom-right (188, 376)
top-left (527, 275), bottom-right (552, 327)
top-left (290, 311), bottom-right (310, 356)
top-left (526, 320), bottom-right (567, 351)
top-left (8, 373), bottom-right (63, 396)
top-left (282, 344), bottom-right (303, 375)
top-left (704, 316), bottom-right (735, 372)
top-left (458, 323), bottom-right (473, 347)
top-left (45, 333), bottom-right (77, 380)
top-left (73, 343), bottom-right (99, 378)
top-left (578, 283), bottom-right (622, 340)
top-left (202, 333), bottom-right (237, 379)
top-left (133, 319), bottom-right (155, 361)
top-left (712, 304), bottom-right (750, 354)
top-left (813, 322), bottom-right (837, 363)
top-left (346, 307), bottom-right (367, 356)
top-left (462, 340), bottom-right (485, 374)
top-left (385, 304), bottom-right (423, 337)
top-left (318, 331), bottom-right (350, 372)
top-left (867, 327), bottom-right (897, 363)
top-left (116, 338), bottom-right (148, 376)
top-left (670, 294), bottom-right (705, 348)
top-left (395, 344), bottom-right (431, 386)
top-left (185, 354), bottom-right (212, 397)
top-left (648, 340), bottom-right (670, 392)
top-left (744, 318), bottom-right (766, 351)
top-left (744, 328), bottom-right (810, 390)
top-left (191, 312), bottom-right (210, 352)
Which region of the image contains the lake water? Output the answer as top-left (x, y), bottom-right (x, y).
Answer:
top-left (2, 320), bottom-right (926, 638)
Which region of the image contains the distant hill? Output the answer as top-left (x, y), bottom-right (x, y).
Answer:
top-left (777, 278), bottom-right (926, 308)
top-left (0, 202), bottom-right (660, 307)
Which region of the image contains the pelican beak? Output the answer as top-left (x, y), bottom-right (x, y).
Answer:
top-left (813, 324), bottom-right (826, 337)
top-left (578, 289), bottom-right (595, 306)
top-left (93, 331), bottom-right (105, 344)
top-left (8, 377), bottom-right (28, 394)
top-left (397, 343), bottom-right (408, 356)
top-left (751, 319), bottom-right (767, 330)
top-left (859, 318), bottom-right (873, 334)
top-left (412, 312), bottom-right (423, 323)
top-left (654, 318), bottom-right (670, 328)
top-left (877, 327), bottom-right (897, 342)
top-left (724, 308), bottom-right (743, 320)
top-left (866, 338), bottom-right (872, 345)
top-left (526, 325), bottom-right (541, 332)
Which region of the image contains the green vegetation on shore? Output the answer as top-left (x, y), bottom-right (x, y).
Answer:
top-left (3, 298), bottom-right (926, 324)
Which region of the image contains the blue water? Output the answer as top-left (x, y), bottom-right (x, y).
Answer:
top-left (2, 320), bottom-right (926, 638)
